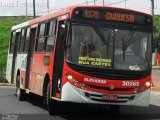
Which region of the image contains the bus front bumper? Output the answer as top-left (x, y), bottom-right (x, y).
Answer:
top-left (61, 82), bottom-right (150, 107)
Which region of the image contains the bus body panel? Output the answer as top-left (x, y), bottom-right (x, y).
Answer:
top-left (14, 54), bottom-right (28, 83)
top-left (20, 70), bottom-right (26, 89)
top-left (28, 53), bottom-right (54, 96)
top-left (61, 82), bottom-right (150, 107)
top-left (6, 22), bottom-right (28, 84)
top-left (6, 53), bottom-right (13, 83)
top-left (63, 61), bottom-right (152, 94)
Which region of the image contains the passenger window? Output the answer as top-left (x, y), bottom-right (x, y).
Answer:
top-left (45, 20), bottom-right (56, 52)
top-left (24, 27), bottom-right (31, 52)
top-left (18, 28), bottom-right (26, 52)
top-left (9, 32), bottom-right (16, 53)
top-left (36, 23), bottom-right (46, 52)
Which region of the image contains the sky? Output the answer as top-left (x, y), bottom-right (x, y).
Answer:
top-left (0, 0), bottom-right (159, 16)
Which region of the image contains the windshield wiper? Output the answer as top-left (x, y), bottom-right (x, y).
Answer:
top-left (91, 23), bottom-right (108, 46)
top-left (121, 29), bottom-right (135, 62)
top-left (123, 30), bottom-right (134, 51)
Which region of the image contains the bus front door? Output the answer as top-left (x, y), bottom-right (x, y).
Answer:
top-left (52, 20), bottom-right (66, 97)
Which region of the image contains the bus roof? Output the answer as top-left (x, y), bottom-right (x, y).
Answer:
top-left (11, 5), bottom-right (152, 31)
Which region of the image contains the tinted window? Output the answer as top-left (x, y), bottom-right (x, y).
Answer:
top-left (18, 28), bottom-right (26, 52)
top-left (9, 32), bottom-right (16, 53)
top-left (36, 20), bottom-right (56, 52)
top-left (24, 27), bottom-right (31, 52)
top-left (36, 23), bottom-right (46, 52)
top-left (45, 20), bottom-right (56, 52)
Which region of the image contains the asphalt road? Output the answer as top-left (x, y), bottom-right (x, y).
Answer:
top-left (0, 86), bottom-right (160, 120)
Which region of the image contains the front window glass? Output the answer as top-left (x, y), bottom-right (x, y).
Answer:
top-left (67, 24), bottom-right (114, 68)
top-left (66, 23), bottom-right (152, 71)
top-left (114, 29), bottom-right (151, 71)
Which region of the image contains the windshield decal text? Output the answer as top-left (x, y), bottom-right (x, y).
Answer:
top-left (78, 57), bottom-right (112, 67)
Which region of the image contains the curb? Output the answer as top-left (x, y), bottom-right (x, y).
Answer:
top-left (151, 68), bottom-right (160, 92)
top-left (152, 66), bottom-right (160, 69)
top-left (151, 91), bottom-right (160, 95)
top-left (151, 88), bottom-right (160, 92)
top-left (0, 83), bottom-right (15, 87)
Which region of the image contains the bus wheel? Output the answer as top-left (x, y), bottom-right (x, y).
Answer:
top-left (16, 75), bottom-right (25, 101)
top-left (46, 83), bottom-right (60, 115)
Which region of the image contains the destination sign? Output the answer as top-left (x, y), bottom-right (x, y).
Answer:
top-left (84, 10), bottom-right (99, 19)
top-left (106, 12), bottom-right (135, 23)
top-left (73, 8), bottom-right (152, 25)
top-left (84, 10), bottom-right (135, 23)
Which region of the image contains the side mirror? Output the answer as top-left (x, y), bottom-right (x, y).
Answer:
top-left (152, 37), bottom-right (160, 53)
top-left (157, 39), bottom-right (160, 47)
top-left (157, 38), bottom-right (160, 53)
top-left (153, 26), bottom-right (158, 33)
top-left (154, 37), bottom-right (160, 48)
top-left (152, 35), bottom-right (155, 53)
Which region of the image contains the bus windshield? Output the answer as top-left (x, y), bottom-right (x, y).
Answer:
top-left (66, 23), bottom-right (152, 71)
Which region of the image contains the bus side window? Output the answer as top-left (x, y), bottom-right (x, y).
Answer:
top-left (24, 27), bottom-right (31, 52)
top-left (45, 20), bottom-right (56, 52)
top-left (9, 31), bottom-right (16, 54)
top-left (36, 23), bottom-right (46, 52)
top-left (18, 28), bottom-right (26, 53)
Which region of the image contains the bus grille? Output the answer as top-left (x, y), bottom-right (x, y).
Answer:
top-left (88, 85), bottom-right (133, 91)
top-left (85, 92), bottom-right (135, 103)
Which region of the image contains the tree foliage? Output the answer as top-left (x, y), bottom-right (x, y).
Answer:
top-left (0, 17), bottom-right (31, 65)
top-left (154, 16), bottom-right (160, 40)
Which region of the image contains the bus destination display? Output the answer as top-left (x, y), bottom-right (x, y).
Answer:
top-left (84, 10), bottom-right (135, 23)
top-left (73, 8), bottom-right (152, 25)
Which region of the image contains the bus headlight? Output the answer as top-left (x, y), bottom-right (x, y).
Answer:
top-left (67, 75), bottom-right (73, 80)
top-left (145, 82), bottom-right (151, 87)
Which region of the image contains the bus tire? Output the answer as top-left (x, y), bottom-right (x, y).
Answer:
top-left (16, 75), bottom-right (26, 101)
top-left (46, 83), bottom-right (60, 115)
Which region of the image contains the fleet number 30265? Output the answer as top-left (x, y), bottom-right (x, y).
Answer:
top-left (122, 81), bottom-right (139, 86)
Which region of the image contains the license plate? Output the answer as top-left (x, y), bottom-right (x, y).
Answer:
top-left (103, 94), bottom-right (117, 101)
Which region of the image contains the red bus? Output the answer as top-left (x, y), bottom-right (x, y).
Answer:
top-left (6, 6), bottom-right (153, 114)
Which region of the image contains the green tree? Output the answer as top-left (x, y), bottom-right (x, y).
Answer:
top-left (0, 17), bottom-right (31, 65)
top-left (155, 16), bottom-right (160, 40)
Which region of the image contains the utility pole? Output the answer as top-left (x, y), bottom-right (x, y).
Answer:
top-left (103, 0), bottom-right (105, 5)
top-left (94, 0), bottom-right (95, 5)
top-left (151, 0), bottom-right (154, 16)
top-left (26, 0), bottom-right (28, 18)
top-left (125, 0), bottom-right (127, 8)
top-left (151, 0), bottom-right (157, 66)
top-left (86, 0), bottom-right (88, 5)
top-left (33, 0), bottom-right (36, 18)
top-left (47, 0), bottom-right (49, 13)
